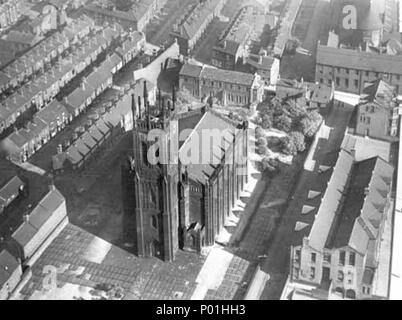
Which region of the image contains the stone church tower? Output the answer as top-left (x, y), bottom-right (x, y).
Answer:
top-left (122, 83), bottom-right (180, 262)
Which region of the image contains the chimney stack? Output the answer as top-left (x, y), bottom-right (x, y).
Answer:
top-left (23, 214), bottom-right (30, 223)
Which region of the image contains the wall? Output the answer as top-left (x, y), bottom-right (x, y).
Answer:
top-left (133, 42), bottom-right (180, 86)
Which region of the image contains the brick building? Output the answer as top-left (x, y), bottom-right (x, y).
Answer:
top-left (11, 186), bottom-right (68, 265)
top-left (211, 4), bottom-right (266, 70)
top-left (354, 79), bottom-right (400, 141)
top-left (290, 149), bottom-right (394, 300)
top-left (121, 89), bottom-right (250, 261)
top-left (171, 0), bottom-right (227, 55)
top-left (85, 0), bottom-right (167, 32)
top-left (179, 63), bottom-right (263, 108)
top-left (276, 78), bottom-right (334, 110)
top-left (316, 44), bottom-right (402, 95)
top-left (0, 249), bottom-right (22, 300)
top-left (0, 0), bottom-right (22, 30)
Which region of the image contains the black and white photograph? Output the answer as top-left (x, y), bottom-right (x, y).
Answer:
top-left (0, 0), bottom-right (401, 306)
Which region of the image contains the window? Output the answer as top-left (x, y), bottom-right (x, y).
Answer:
top-left (336, 77), bottom-right (340, 86)
top-left (337, 270), bottom-right (344, 281)
top-left (354, 80), bottom-right (359, 88)
top-left (295, 250), bottom-right (301, 262)
top-left (151, 215), bottom-right (158, 230)
top-left (324, 253), bottom-right (331, 263)
top-left (345, 79), bottom-right (349, 87)
top-left (349, 252), bottom-right (356, 266)
top-left (366, 71), bottom-right (369, 77)
top-left (311, 253), bottom-right (316, 263)
top-left (339, 251), bottom-right (346, 266)
top-left (347, 271), bottom-right (354, 284)
top-left (346, 69), bottom-right (350, 75)
top-left (355, 70), bottom-right (359, 75)
top-left (310, 267), bottom-right (316, 279)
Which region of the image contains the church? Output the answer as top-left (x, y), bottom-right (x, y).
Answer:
top-left (121, 83), bottom-right (250, 262)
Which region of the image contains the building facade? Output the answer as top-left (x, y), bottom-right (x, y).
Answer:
top-left (170, 0), bottom-right (227, 55)
top-left (212, 4), bottom-right (265, 70)
top-left (121, 87), bottom-right (249, 261)
top-left (355, 80), bottom-right (400, 141)
top-left (316, 44), bottom-right (402, 95)
top-left (290, 150), bottom-right (394, 300)
top-left (179, 63), bottom-right (264, 108)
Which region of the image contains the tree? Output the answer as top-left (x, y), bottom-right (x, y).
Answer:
top-left (257, 137), bottom-right (268, 147)
top-left (271, 98), bottom-right (285, 117)
top-left (286, 100), bottom-right (307, 120)
top-left (289, 131), bottom-right (306, 153)
top-left (259, 157), bottom-right (280, 173)
top-left (280, 136), bottom-right (297, 156)
top-left (298, 111), bottom-right (323, 138)
top-left (257, 144), bottom-right (269, 156)
top-left (274, 114), bottom-right (292, 133)
top-left (260, 114), bottom-right (273, 129)
top-left (255, 126), bottom-right (264, 140)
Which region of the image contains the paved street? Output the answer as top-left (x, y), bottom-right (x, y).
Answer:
top-left (145, 0), bottom-right (199, 47)
top-left (280, 0), bottom-right (331, 80)
top-left (260, 103), bottom-right (355, 299)
top-left (202, 154), bottom-right (307, 299)
top-left (192, 0), bottom-right (246, 64)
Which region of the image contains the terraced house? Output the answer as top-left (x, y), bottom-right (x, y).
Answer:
top-left (212, 4), bottom-right (266, 70)
top-left (316, 44), bottom-right (402, 95)
top-left (171, 0), bottom-right (227, 55)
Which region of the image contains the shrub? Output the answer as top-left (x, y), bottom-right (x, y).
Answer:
top-left (274, 114), bottom-right (292, 133)
top-left (298, 111), bottom-right (323, 138)
top-left (289, 131), bottom-right (306, 153)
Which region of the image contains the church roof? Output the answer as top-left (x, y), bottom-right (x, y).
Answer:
top-left (179, 110), bottom-right (239, 183)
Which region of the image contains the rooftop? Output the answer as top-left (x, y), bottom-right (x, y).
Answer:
top-left (173, 0), bottom-right (224, 40)
top-left (180, 63), bottom-right (257, 86)
top-left (316, 44), bottom-right (402, 74)
top-left (12, 187), bottom-right (66, 247)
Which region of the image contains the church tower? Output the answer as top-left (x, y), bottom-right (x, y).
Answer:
top-left (122, 82), bottom-right (180, 262)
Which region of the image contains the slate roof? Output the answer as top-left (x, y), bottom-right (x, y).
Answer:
top-left (0, 176), bottom-right (24, 210)
top-left (316, 44), bottom-right (402, 74)
top-left (85, 4), bottom-right (137, 22)
top-left (306, 147), bottom-right (394, 257)
top-left (308, 150), bottom-right (355, 251)
top-left (360, 79), bottom-right (396, 106)
top-left (179, 63), bottom-right (203, 78)
top-left (12, 188), bottom-right (66, 247)
top-left (179, 110), bottom-right (238, 183)
top-left (0, 250), bottom-right (20, 288)
top-left (330, 157), bottom-right (394, 254)
top-left (180, 63), bottom-right (256, 86)
top-left (173, 0), bottom-right (223, 40)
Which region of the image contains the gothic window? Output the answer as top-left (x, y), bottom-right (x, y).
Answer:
top-left (142, 142), bottom-right (148, 165)
top-left (149, 187), bottom-right (157, 208)
top-left (151, 215), bottom-right (158, 230)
